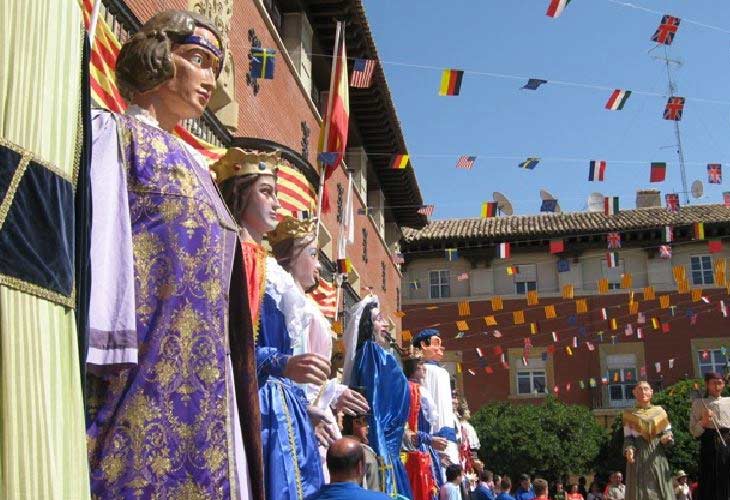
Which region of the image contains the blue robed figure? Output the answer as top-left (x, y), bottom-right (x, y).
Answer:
top-left (344, 296), bottom-right (413, 499)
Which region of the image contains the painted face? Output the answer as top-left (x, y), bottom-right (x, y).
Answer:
top-left (411, 362), bottom-right (426, 383)
top-left (707, 378), bottom-right (725, 397)
top-left (633, 382), bottom-right (653, 405)
top-left (291, 238), bottom-right (320, 290)
top-left (152, 27), bottom-right (219, 120)
top-left (371, 308), bottom-right (389, 345)
top-left (421, 335), bottom-right (444, 362)
top-left (239, 175), bottom-right (280, 235)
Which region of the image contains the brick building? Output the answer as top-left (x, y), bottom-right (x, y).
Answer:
top-left (400, 194), bottom-right (730, 425)
top-left (94, 0), bottom-right (426, 336)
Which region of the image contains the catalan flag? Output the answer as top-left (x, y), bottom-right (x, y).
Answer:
top-left (491, 296), bottom-right (504, 311)
top-left (458, 301), bottom-right (471, 316)
top-left (513, 310), bottom-right (525, 325)
top-left (693, 222), bottom-right (705, 240)
top-left (439, 69), bottom-right (464, 96)
top-left (308, 277), bottom-right (337, 319)
top-left (456, 320), bottom-right (469, 331)
top-left (588, 160), bottom-right (606, 181)
top-left (391, 154), bottom-right (410, 169)
top-left (481, 201), bottom-right (498, 218)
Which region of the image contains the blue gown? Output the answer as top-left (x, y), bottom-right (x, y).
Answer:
top-left (352, 340), bottom-right (413, 499)
top-left (258, 291), bottom-right (323, 500)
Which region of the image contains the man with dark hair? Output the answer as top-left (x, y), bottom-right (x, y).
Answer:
top-left (515, 474), bottom-right (536, 500)
top-left (310, 438), bottom-right (391, 500)
top-left (497, 478), bottom-right (516, 500)
top-left (473, 470), bottom-right (496, 500)
top-left (533, 479), bottom-right (549, 499)
top-left (342, 413), bottom-right (380, 492)
top-left (440, 464), bottom-right (464, 500)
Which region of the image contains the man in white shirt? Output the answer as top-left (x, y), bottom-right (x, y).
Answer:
top-left (440, 464), bottom-right (463, 500)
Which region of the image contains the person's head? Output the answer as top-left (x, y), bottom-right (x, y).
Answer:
top-left (705, 372), bottom-right (726, 397)
top-left (326, 437), bottom-right (365, 483)
top-left (610, 471), bottom-right (623, 485)
top-left (676, 470), bottom-right (688, 484)
top-left (633, 381), bottom-right (653, 406)
top-left (116, 10), bottom-right (223, 127)
top-left (473, 460), bottom-right (484, 474)
top-left (520, 474), bottom-right (531, 489)
top-left (445, 464), bottom-right (463, 484)
top-left (533, 479), bottom-right (548, 497)
top-left (341, 413), bottom-right (369, 445)
top-left (403, 357), bottom-right (425, 383)
top-left (590, 482), bottom-right (600, 493)
top-left (216, 150), bottom-right (280, 242)
top-left (412, 329), bottom-right (444, 361)
top-left (453, 397), bottom-right (461, 414)
top-left (499, 477), bottom-right (511, 492)
top-left (568, 484), bottom-right (578, 493)
top-left (268, 217), bottom-right (320, 290)
top-left (479, 470), bottom-right (493, 483)
top-left (556, 482), bottom-right (564, 492)
top-left (578, 476), bottom-right (586, 486)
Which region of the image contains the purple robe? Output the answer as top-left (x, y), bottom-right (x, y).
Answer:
top-left (86, 111), bottom-right (246, 498)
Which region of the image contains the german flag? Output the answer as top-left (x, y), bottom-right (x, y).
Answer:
top-left (438, 69), bottom-right (464, 96)
top-left (336, 258), bottom-right (352, 274)
top-left (481, 201), bottom-right (497, 218)
top-left (391, 154), bottom-right (410, 169)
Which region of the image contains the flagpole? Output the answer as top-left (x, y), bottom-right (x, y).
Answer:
top-left (88, 0), bottom-right (103, 46)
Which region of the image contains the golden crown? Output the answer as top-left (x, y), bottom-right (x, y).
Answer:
top-left (267, 216), bottom-right (318, 246)
top-left (211, 148), bottom-right (279, 184)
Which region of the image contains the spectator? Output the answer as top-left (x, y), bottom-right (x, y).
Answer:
top-left (515, 474), bottom-right (536, 500)
top-left (309, 437), bottom-right (390, 500)
top-left (553, 482), bottom-right (566, 500)
top-left (586, 482), bottom-right (603, 500)
top-left (473, 470), bottom-right (496, 500)
top-left (674, 470), bottom-right (691, 500)
top-left (496, 478), bottom-right (516, 500)
top-left (493, 475), bottom-right (502, 494)
top-left (534, 479), bottom-right (549, 500)
top-left (604, 472), bottom-right (625, 500)
top-left (566, 484), bottom-right (584, 500)
top-left (578, 477), bottom-right (587, 498)
top-left (440, 464), bottom-right (464, 500)
top-left (342, 414), bottom-right (380, 492)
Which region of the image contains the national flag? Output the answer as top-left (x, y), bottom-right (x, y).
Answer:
top-left (475, 347), bottom-right (484, 357)
top-left (605, 89), bottom-right (632, 110)
top-left (562, 284), bottom-right (574, 299)
top-left (481, 201), bottom-right (498, 218)
top-left (350, 58), bottom-right (376, 88)
top-left (417, 205), bottom-right (434, 217)
top-left (409, 280), bottom-right (420, 290)
top-left (557, 259), bottom-right (570, 273)
top-left (317, 21), bottom-right (350, 212)
top-left (708, 164), bottom-right (723, 184)
top-left (552, 331), bottom-right (559, 342)
top-left (663, 97), bottom-right (685, 121)
top-left (468, 369), bottom-right (476, 376)
top-left (655, 362), bottom-right (662, 374)
top-left (669, 358), bottom-right (675, 369)
top-left (545, 304), bottom-right (557, 319)
top-left (693, 222), bottom-right (705, 240)
top-left (607, 232), bottom-right (621, 249)
top-left (522, 78), bottom-right (548, 90)
top-left (530, 322), bottom-right (539, 334)
top-left (527, 290), bottom-right (539, 306)
top-left (456, 155), bottom-right (477, 169)
top-left (393, 252), bottom-right (405, 265)
top-left (292, 209), bottom-right (311, 220)
top-left (665, 193), bottom-right (680, 212)
top-left (458, 301), bottom-right (471, 316)
top-left (457, 272), bottom-right (469, 281)
top-left (250, 47), bottom-right (277, 79)
top-left (659, 245), bottom-right (672, 259)
top-left (439, 69), bottom-right (464, 96)
top-left (600, 307), bottom-right (608, 320)
top-left (660, 295), bottom-right (670, 309)
top-left (445, 248), bottom-right (459, 261)
top-left (308, 277), bottom-right (338, 319)
top-left (625, 324), bottom-right (634, 336)
top-left (588, 160), bottom-right (607, 181)
top-left (456, 320), bottom-right (469, 331)
top-left (484, 316), bottom-right (497, 326)
top-left (709, 240), bottom-right (723, 254)
top-left (499, 242), bottom-right (511, 259)
top-left (540, 199), bottom-right (558, 213)
top-left (336, 258), bottom-right (352, 274)
top-left (609, 318), bottom-right (618, 330)
top-left (651, 317), bottom-right (660, 330)
top-left (604, 196), bottom-right (619, 216)
top-left (576, 299), bottom-right (588, 314)
top-left (492, 296), bottom-right (504, 311)
top-left (546, 0), bottom-right (572, 18)
top-left (550, 239), bottom-right (564, 254)
top-left (650, 162), bottom-right (667, 182)
top-left (565, 346), bottom-right (573, 356)
top-left (506, 265), bottom-right (519, 276)
top-left (518, 157), bottom-right (540, 170)
top-left (572, 336), bottom-right (578, 348)
top-left (589, 378), bottom-right (597, 388)
top-left (663, 226), bottom-right (673, 243)
top-left (724, 192), bottom-right (730, 207)
top-left (317, 152), bottom-right (338, 166)
top-left (607, 252), bottom-right (619, 268)
top-left (391, 154), bottom-right (410, 169)
top-left (651, 15), bottom-right (681, 45)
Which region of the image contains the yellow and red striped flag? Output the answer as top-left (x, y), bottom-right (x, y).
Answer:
top-left (439, 69), bottom-right (464, 96)
top-left (458, 301), bottom-right (471, 317)
top-left (308, 277), bottom-right (338, 320)
top-left (391, 154), bottom-right (410, 169)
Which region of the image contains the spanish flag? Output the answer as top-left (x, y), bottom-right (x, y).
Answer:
top-left (391, 154), bottom-right (409, 169)
top-left (439, 69), bottom-right (464, 96)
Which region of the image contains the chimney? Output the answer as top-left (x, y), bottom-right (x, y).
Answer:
top-left (636, 189), bottom-right (661, 209)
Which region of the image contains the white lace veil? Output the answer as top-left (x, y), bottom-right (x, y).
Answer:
top-left (342, 294), bottom-right (379, 386)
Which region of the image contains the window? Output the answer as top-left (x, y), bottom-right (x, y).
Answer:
top-left (698, 348), bottom-right (728, 376)
top-left (429, 270), bottom-right (450, 299)
top-left (513, 264), bottom-right (537, 295)
top-left (607, 354), bottom-right (637, 408)
top-left (691, 255), bottom-right (714, 285)
top-left (517, 370), bottom-right (547, 395)
top-left (600, 259), bottom-right (625, 289)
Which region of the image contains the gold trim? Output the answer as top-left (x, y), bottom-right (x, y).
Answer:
top-left (0, 274), bottom-right (75, 308)
top-left (0, 152), bottom-right (32, 232)
top-left (277, 381), bottom-right (304, 500)
top-left (72, 24), bottom-right (84, 187)
top-left (0, 136), bottom-right (74, 184)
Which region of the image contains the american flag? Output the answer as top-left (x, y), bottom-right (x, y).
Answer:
top-left (417, 205), bottom-right (434, 217)
top-left (455, 155), bottom-right (477, 170)
top-left (607, 232), bottom-right (621, 249)
top-left (708, 164), bottom-right (722, 184)
top-left (350, 59), bottom-right (376, 88)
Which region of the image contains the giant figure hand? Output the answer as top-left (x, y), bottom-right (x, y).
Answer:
top-left (334, 387), bottom-right (370, 416)
top-left (283, 353), bottom-right (331, 385)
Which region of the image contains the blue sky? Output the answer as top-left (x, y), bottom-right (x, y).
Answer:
top-left (362, 0), bottom-right (730, 219)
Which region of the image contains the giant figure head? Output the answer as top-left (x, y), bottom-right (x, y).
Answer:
top-left (268, 216), bottom-right (321, 291)
top-left (412, 328), bottom-right (444, 362)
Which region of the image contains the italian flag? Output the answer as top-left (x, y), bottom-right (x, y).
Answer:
top-left (605, 89), bottom-right (632, 110)
top-left (604, 196), bottom-right (619, 216)
top-left (606, 251), bottom-right (619, 268)
top-left (499, 242), bottom-right (511, 259)
top-left (546, 0), bottom-right (571, 18)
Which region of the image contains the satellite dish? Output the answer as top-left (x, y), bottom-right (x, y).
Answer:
top-left (493, 191), bottom-right (514, 216)
top-left (691, 180), bottom-right (704, 199)
top-left (588, 192), bottom-right (605, 212)
top-left (539, 189), bottom-right (561, 213)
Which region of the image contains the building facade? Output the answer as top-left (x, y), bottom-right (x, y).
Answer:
top-left (94, 0), bottom-right (426, 339)
top-left (401, 199), bottom-right (730, 425)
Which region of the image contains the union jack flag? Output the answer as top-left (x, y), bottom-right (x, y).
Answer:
top-left (708, 164), bottom-right (722, 184)
top-left (663, 96), bottom-right (685, 121)
top-left (665, 193), bottom-right (680, 212)
top-left (607, 232), bottom-right (621, 249)
top-left (651, 15), bottom-right (681, 45)
top-left (350, 59), bottom-right (376, 88)
top-left (417, 205), bottom-right (434, 217)
top-left (456, 155), bottom-right (477, 169)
